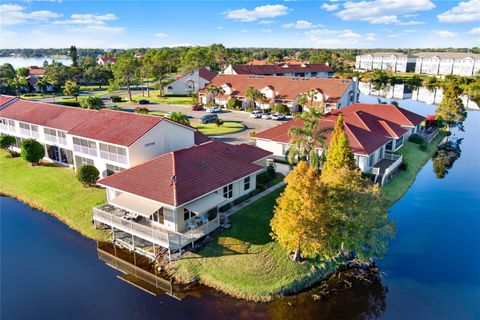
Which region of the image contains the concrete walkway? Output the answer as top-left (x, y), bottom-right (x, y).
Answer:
top-left (224, 181), bottom-right (286, 218)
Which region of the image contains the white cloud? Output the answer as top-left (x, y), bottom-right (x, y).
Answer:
top-left (154, 32), bottom-right (168, 38)
top-left (216, 26), bottom-right (224, 30)
top-left (396, 20), bottom-right (424, 26)
top-left (223, 4), bottom-right (290, 22)
top-left (469, 27), bottom-right (480, 34)
top-left (434, 30), bottom-right (457, 38)
top-left (403, 29), bottom-right (417, 33)
top-left (52, 13), bottom-right (118, 25)
top-left (387, 33), bottom-right (405, 38)
top-left (282, 20), bottom-right (323, 29)
top-left (0, 3), bottom-right (62, 25)
top-left (305, 28), bottom-right (377, 47)
top-left (261, 28), bottom-right (272, 33)
top-left (336, 0), bottom-right (434, 24)
top-left (437, 0), bottom-right (480, 23)
top-left (68, 25), bottom-right (124, 33)
top-left (257, 19), bottom-right (276, 24)
top-left (322, 3), bottom-right (339, 11)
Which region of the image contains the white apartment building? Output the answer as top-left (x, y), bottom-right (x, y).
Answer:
top-left (355, 52), bottom-right (417, 73)
top-left (414, 52), bottom-right (480, 76)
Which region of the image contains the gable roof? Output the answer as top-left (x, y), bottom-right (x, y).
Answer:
top-left (201, 75), bottom-right (352, 103)
top-left (230, 63), bottom-right (332, 75)
top-left (254, 103), bottom-right (423, 155)
top-left (98, 141), bottom-right (268, 206)
top-left (68, 109), bottom-right (167, 146)
top-left (0, 95), bottom-right (17, 108)
top-left (198, 67), bottom-right (217, 81)
top-left (0, 98), bottom-right (96, 131)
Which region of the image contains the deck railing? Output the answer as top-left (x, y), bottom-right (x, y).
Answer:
top-left (381, 154), bottom-right (403, 186)
top-left (93, 206), bottom-right (219, 250)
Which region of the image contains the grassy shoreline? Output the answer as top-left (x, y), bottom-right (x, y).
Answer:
top-left (0, 151), bottom-right (109, 241)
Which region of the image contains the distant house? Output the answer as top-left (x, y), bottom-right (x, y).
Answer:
top-left (164, 67), bottom-right (216, 96)
top-left (223, 63), bottom-right (333, 78)
top-left (97, 56), bottom-right (117, 65)
top-left (253, 103), bottom-right (425, 184)
top-left (25, 66), bottom-right (54, 93)
top-left (199, 74), bottom-right (358, 112)
top-left (355, 52), bottom-right (417, 73)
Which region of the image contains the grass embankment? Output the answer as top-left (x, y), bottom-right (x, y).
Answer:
top-left (171, 133), bottom-right (446, 301)
top-left (190, 121), bottom-right (245, 135)
top-left (0, 151), bottom-right (108, 241)
top-left (382, 132), bottom-right (446, 206)
top-left (169, 187), bottom-right (339, 302)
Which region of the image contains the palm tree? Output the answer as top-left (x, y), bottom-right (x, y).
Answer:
top-left (287, 107), bottom-right (329, 169)
top-left (254, 90), bottom-right (266, 109)
top-left (245, 85), bottom-right (257, 109)
top-left (305, 89), bottom-right (317, 109)
top-left (169, 112), bottom-right (190, 125)
top-left (34, 77), bottom-right (50, 97)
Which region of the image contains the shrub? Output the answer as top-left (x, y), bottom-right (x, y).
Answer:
top-left (419, 142), bottom-right (428, 151)
top-left (215, 118), bottom-right (224, 127)
top-left (400, 162), bottom-right (408, 171)
top-left (246, 106), bottom-right (254, 112)
top-left (134, 106), bottom-right (149, 114)
top-left (272, 103), bottom-right (290, 114)
top-left (110, 95), bottom-right (123, 102)
top-left (408, 134), bottom-right (424, 144)
top-left (219, 202), bottom-right (232, 213)
top-left (226, 98), bottom-right (242, 110)
top-left (81, 96), bottom-right (104, 110)
top-left (54, 101), bottom-right (81, 107)
top-left (76, 165), bottom-right (100, 186)
top-left (20, 139), bottom-right (45, 165)
top-left (233, 194), bottom-right (251, 206)
top-left (0, 135), bottom-right (16, 151)
top-left (293, 112), bottom-right (303, 118)
top-left (206, 102), bottom-right (219, 107)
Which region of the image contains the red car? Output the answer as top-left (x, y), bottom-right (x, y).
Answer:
top-left (191, 105), bottom-right (204, 111)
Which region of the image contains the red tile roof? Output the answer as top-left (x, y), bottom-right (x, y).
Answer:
top-left (193, 130), bottom-right (211, 145)
top-left (68, 109), bottom-right (167, 146)
top-left (27, 66), bottom-right (45, 76)
top-left (231, 63), bottom-right (332, 75)
top-left (254, 103), bottom-right (424, 155)
top-left (0, 98), bottom-right (96, 131)
top-left (201, 75), bottom-right (352, 103)
top-left (98, 141), bottom-right (266, 206)
top-left (199, 67), bottom-right (217, 81)
top-left (0, 95), bottom-right (16, 107)
top-left (200, 140), bottom-right (272, 164)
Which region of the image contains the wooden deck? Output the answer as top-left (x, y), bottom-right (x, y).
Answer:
top-left (373, 159), bottom-right (396, 175)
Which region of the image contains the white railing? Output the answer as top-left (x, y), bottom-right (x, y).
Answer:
top-left (384, 152), bottom-right (402, 161)
top-left (381, 154), bottom-right (403, 186)
top-left (20, 128), bottom-right (30, 136)
top-left (93, 206), bottom-right (219, 250)
top-left (74, 144), bottom-right (97, 157)
top-left (58, 137), bottom-right (67, 145)
top-left (99, 151), bottom-right (128, 164)
top-left (45, 134), bottom-right (57, 143)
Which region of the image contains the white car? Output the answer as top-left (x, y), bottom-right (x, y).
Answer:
top-left (207, 106), bottom-right (221, 113)
top-left (249, 110), bottom-right (263, 118)
top-left (261, 113), bottom-right (272, 119)
top-left (271, 113), bottom-right (286, 121)
top-left (163, 112), bottom-right (171, 118)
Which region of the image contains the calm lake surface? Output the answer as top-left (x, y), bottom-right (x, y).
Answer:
top-left (0, 57), bottom-right (71, 68)
top-left (1, 97), bottom-right (479, 319)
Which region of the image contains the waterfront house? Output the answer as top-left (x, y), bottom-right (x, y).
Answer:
top-left (164, 67), bottom-right (216, 95)
top-left (253, 103), bottom-right (425, 184)
top-left (199, 75), bottom-right (358, 113)
top-left (92, 140), bottom-right (272, 259)
top-left (223, 63), bottom-right (333, 78)
top-left (0, 96), bottom-right (204, 176)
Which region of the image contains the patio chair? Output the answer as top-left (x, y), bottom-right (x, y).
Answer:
top-left (200, 215), bottom-right (209, 225)
top-left (187, 220), bottom-right (197, 230)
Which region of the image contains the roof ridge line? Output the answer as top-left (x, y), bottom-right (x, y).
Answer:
top-left (344, 122), bottom-right (366, 152)
top-left (352, 111), bottom-right (371, 132)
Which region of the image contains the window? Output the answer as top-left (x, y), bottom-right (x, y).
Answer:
top-left (151, 208), bottom-right (164, 224)
top-left (106, 163), bottom-right (124, 176)
top-left (99, 142), bottom-right (127, 164)
top-left (223, 184), bottom-right (233, 199)
top-left (385, 140), bottom-right (393, 151)
top-left (75, 155), bottom-right (94, 166)
top-left (395, 135), bottom-right (404, 149)
top-left (368, 154), bottom-right (374, 167)
top-left (243, 177), bottom-right (250, 191)
top-left (184, 208), bottom-right (194, 221)
top-left (57, 131), bottom-right (67, 145)
top-left (0, 118), bottom-right (14, 132)
top-left (73, 137), bottom-right (97, 156)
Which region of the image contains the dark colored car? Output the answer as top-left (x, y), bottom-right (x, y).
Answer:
top-left (138, 99), bottom-right (150, 105)
top-left (192, 105), bottom-right (204, 111)
top-left (201, 114), bottom-right (218, 124)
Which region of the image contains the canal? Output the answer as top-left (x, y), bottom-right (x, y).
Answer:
top-left (1, 98), bottom-right (479, 319)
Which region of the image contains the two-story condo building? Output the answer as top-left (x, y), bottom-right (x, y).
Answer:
top-left (93, 140), bottom-right (272, 259)
top-left (414, 52), bottom-right (480, 77)
top-left (164, 67), bottom-right (217, 96)
top-left (0, 97), bottom-right (201, 177)
top-left (223, 63), bottom-right (333, 78)
top-left (355, 52), bottom-right (417, 73)
top-left (253, 103), bottom-right (425, 185)
top-left (199, 75), bottom-right (358, 113)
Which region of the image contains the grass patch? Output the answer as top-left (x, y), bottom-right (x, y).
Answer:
top-left (0, 151), bottom-right (108, 241)
top-left (169, 188), bottom-right (338, 301)
top-left (382, 132), bottom-right (446, 206)
top-left (20, 93), bottom-right (63, 99)
top-left (130, 94), bottom-right (193, 105)
top-left (190, 121), bottom-right (245, 135)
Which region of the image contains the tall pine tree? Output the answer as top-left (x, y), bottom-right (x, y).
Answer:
top-left (322, 114), bottom-right (355, 176)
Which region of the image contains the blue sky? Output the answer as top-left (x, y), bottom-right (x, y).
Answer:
top-left (1, 0), bottom-right (479, 48)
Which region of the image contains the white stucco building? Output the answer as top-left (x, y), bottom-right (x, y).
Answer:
top-left (355, 52), bottom-right (417, 73)
top-left (164, 67), bottom-right (216, 96)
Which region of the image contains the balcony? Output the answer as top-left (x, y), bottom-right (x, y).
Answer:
top-left (93, 204), bottom-right (219, 251)
top-left (371, 152), bottom-right (403, 186)
top-left (73, 144), bottom-right (97, 157)
top-left (99, 151), bottom-right (128, 164)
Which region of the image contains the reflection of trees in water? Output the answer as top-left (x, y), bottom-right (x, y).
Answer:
top-left (432, 137), bottom-right (463, 179)
top-left (267, 267), bottom-right (387, 320)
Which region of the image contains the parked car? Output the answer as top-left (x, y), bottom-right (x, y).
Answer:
top-left (201, 114), bottom-right (219, 124)
top-left (192, 105), bottom-right (204, 111)
top-left (206, 106), bottom-right (221, 113)
top-left (261, 113), bottom-right (272, 119)
top-left (250, 110), bottom-right (263, 118)
top-left (271, 113), bottom-right (286, 121)
top-left (138, 99), bottom-right (150, 105)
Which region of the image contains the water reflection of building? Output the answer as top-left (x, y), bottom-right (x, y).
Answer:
top-left (96, 242), bottom-right (187, 300)
top-left (359, 82), bottom-right (412, 99)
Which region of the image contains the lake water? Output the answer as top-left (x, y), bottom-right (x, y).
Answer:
top-left (1, 97), bottom-right (479, 319)
top-left (0, 57), bottom-right (71, 68)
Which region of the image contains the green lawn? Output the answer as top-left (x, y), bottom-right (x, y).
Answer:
top-left (20, 93), bottom-right (63, 100)
top-left (0, 151), bottom-right (109, 241)
top-left (382, 132), bottom-right (446, 206)
top-left (130, 94), bottom-right (193, 105)
top-left (169, 188), bottom-right (338, 302)
top-left (191, 121), bottom-right (245, 135)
